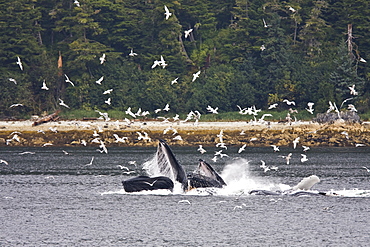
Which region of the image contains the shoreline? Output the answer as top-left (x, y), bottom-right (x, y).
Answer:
top-left (1, 120), bottom-right (370, 147)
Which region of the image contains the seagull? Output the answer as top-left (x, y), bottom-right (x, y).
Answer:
top-left (105, 98), bottom-right (111, 105)
top-left (62, 150), bottom-right (70, 155)
top-left (184, 28), bottom-right (193, 38)
top-left (16, 56), bottom-right (23, 70)
top-left (217, 130), bottom-right (224, 143)
top-left (301, 154), bottom-right (308, 163)
top-left (348, 85), bottom-right (358, 96)
top-left (159, 55), bottom-right (167, 68)
top-left (268, 103), bottom-right (278, 109)
top-left (211, 156), bottom-right (218, 162)
top-left (197, 145), bottom-right (206, 154)
top-left (178, 200), bottom-right (191, 204)
top-left (41, 80), bottom-right (49, 90)
top-left (0, 159), bottom-right (9, 165)
top-left (117, 165), bottom-right (129, 171)
top-left (192, 70), bottom-right (201, 82)
top-left (288, 6), bottom-right (296, 12)
top-left (151, 60), bottom-right (161, 69)
top-left (9, 103), bottom-right (23, 108)
top-left (99, 140), bottom-right (108, 154)
top-left (283, 99), bottom-right (295, 106)
top-left (171, 77), bottom-right (179, 85)
top-left (362, 166), bottom-right (370, 172)
top-left (306, 102), bottom-right (314, 114)
top-left (293, 137), bottom-right (300, 149)
top-left (19, 151), bottom-right (35, 155)
top-left (340, 97), bottom-right (353, 108)
top-left (302, 145), bottom-right (310, 152)
top-left (355, 143), bottom-right (366, 147)
top-left (143, 180), bottom-right (158, 187)
top-left (85, 156), bottom-right (94, 166)
top-left (129, 49), bottom-right (137, 57)
top-left (281, 153), bottom-right (292, 165)
top-left (59, 98), bottom-right (70, 108)
top-left (163, 103), bottom-right (170, 111)
top-left (206, 105), bottom-right (218, 114)
top-left (137, 131), bottom-right (151, 142)
top-left (100, 53), bottom-right (106, 64)
top-left (113, 134), bottom-right (128, 143)
top-left (260, 160), bottom-right (270, 172)
top-left (360, 57), bottom-right (367, 63)
top-left (74, 0), bottom-right (80, 7)
top-left (216, 142), bottom-right (227, 149)
top-left (262, 18), bottom-right (270, 28)
top-left (260, 45), bottom-right (266, 51)
top-left (96, 76), bottom-right (104, 85)
top-left (164, 5), bottom-right (172, 20)
top-left (270, 145), bottom-right (280, 152)
top-left (103, 89), bottom-right (113, 94)
top-left (64, 74), bottom-right (75, 87)
top-left (173, 135), bottom-right (183, 141)
top-left (81, 140), bottom-right (87, 146)
top-left (49, 127), bottom-right (58, 133)
top-left (348, 104), bottom-right (357, 112)
top-left (238, 144), bottom-right (247, 153)
top-left (125, 107), bottom-right (137, 118)
top-left (123, 170), bottom-right (136, 175)
top-left (8, 78), bottom-right (17, 84)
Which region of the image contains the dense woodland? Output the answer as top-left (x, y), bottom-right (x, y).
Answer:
top-left (1, 0), bottom-right (370, 119)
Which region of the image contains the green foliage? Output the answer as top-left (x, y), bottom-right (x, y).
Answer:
top-left (1, 0), bottom-right (370, 119)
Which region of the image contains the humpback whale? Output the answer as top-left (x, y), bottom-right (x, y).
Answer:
top-left (187, 159), bottom-right (227, 189)
top-left (249, 175), bottom-right (325, 196)
top-left (122, 140), bottom-right (226, 193)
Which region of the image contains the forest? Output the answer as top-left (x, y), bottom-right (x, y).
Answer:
top-left (1, 0), bottom-right (369, 119)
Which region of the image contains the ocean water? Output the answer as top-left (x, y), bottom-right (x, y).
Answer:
top-left (1, 146), bottom-right (369, 246)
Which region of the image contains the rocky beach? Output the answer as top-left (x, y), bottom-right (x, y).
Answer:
top-left (1, 119), bottom-right (370, 148)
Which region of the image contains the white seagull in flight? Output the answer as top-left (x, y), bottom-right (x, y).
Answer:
top-left (100, 53), bottom-right (106, 64)
top-left (164, 5), bottom-right (172, 20)
top-left (192, 70), bottom-right (201, 82)
top-left (58, 98), bottom-right (70, 108)
top-left (41, 80), bottom-right (49, 90)
top-left (16, 56), bottom-right (23, 70)
top-left (171, 77), bottom-right (179, 85)
top-left (8, 78), bottom-right (17, 84)
top-left (64, 74), bottom-right (75, 87)
top-left (96, 76), bottom-right (104, 85)
top-left (184, 29), bottom-right (193, 38)
top-left (103, 89), bottom-right (113, 94)
top-left (129, 49), bottom-right (137, 57)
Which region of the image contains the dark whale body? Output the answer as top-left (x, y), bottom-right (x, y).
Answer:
top-left (122, 176), bottom-right (174, 192)
top-left (122, 140), bottom-right (226, 193)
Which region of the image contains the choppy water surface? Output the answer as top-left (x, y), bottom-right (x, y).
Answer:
top-left (1, 146), bottom-right (369, 246)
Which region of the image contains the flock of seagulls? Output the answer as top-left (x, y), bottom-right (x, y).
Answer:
top-left (3, 5), bottom-right (368, 177)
